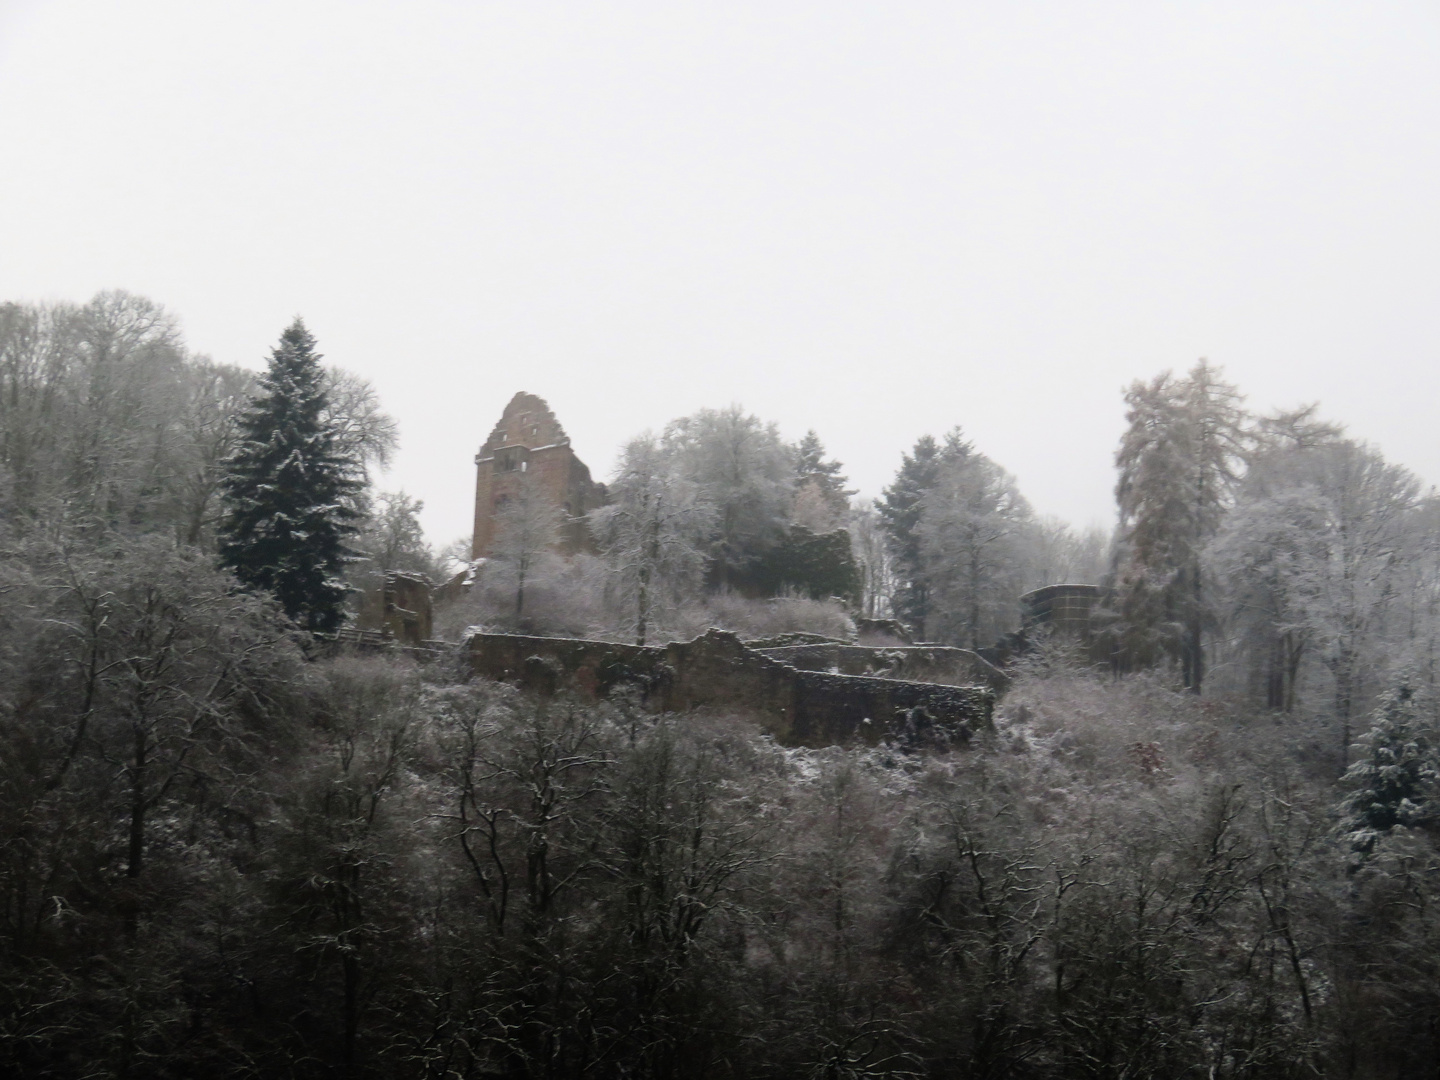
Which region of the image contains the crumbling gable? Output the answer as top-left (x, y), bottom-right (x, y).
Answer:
top-left (354, 570), bottom-right (435, 646)
top-left (471, 391), bottom-right (606, 558)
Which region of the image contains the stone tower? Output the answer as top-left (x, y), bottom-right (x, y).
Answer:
top-left (471, 392), bottom-right (606, 559)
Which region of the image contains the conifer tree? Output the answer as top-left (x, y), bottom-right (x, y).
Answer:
top-left (919, 452), bottom-right (1033, 649)
top-left (217, 319), bottom-right (363, 633)
top-left (792, 430), bottom-right (854, 520)
top-left (1338, 680), bottom-right (1438, 851)
top-left (878, 431), bottom-right (972, 639)
top-left (878, 435), bottom-right (941, 636)
top-left (1113, 361), bottom-right (1245, 691)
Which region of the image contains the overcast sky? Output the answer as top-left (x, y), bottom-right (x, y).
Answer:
top-left (2, 0), bottom-right (1437, 547)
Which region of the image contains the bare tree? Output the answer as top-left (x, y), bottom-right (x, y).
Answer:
top-left (172, 358), bottom-right (255, 545)
top-left (1025, 516), bottom-right (1111, 591)
top-left (356, 490), bottom-right (435, 577)
top-left (322, 367), bottom-right (399, 473)
top-left (591, 434), bottom-right (713, 644)
top-left (849, 501), bottom-right (896, 620)
top-left (0, 293), bottom-right (395, 552)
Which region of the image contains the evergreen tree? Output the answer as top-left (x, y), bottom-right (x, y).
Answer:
top-left (918, 451), bottom-right (1033, 649)
top-left (878, 435), bottom-right (941, 636)
top-left (792, 430), bottom-right (854, 524)
top-left (1338, 679), bottom-right (1439, 852)
top-left (217, 319), bottom-right (363, 633)
top-left (878, 431), bottom-right (969, 638)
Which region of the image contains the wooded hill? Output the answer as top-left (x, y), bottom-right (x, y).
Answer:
top-left (2, 292), bottom-right (1439, 1078)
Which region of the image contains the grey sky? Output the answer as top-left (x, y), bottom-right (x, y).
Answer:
top-left (2, 1), bottom-right (1437, 548)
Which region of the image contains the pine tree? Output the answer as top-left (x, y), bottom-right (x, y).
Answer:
top-left (217, 319), bottom-right (363, 633)
top-left (793, 431), bottom-right (854, 517)
top-left (878, 430), bottom-right (969, 639)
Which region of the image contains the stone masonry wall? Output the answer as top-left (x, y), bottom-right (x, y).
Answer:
top-left (471, 392), bottom-right (605, 557)
top-left (752, 643), bottom-right (1009, 692)
top-left (464, 628), bottom-right (992, 748)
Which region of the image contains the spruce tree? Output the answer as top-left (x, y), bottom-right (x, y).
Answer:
top-left (792, 430), bottom-right (855, 515)
top-left (878, 436), bottom-right (940, 637)
top-left (878, 430), bottom-right (970, 639)
top-left (217, 319), bottom-right (362, 633)
top-left (1338, 680), bottom-right (1439, 852)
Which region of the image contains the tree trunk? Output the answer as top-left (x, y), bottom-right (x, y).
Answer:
top-left (127, 724), bottom-right (147, 878)
top-left (1284, 632), bottom-right (1304, 713)
top-left (1187, 560), bottom-right (1204, 694)
top-left (636, 563), bottom-right (650, 647)
top-left (1335, 650), bottom-right (1355, 773)
top-left (1266, 635), bottom-right (1286, 710)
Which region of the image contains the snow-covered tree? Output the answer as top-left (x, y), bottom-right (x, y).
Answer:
top-left (321, 367), bottom-right (399, 472)
top-left (591, 434), bottom-right (714, 645)
top-left (1302, 444), bottom-right (1423, 758)
top-left (1209, 487), bottom-right (1327, 711)
top-left (849, 502), bottom-right (896, 620)
top-left (1207, 407), bottom-right (1344, 710)
top-left (1289, 443), bottom-right (1419, 758)
top-left (791, 430), bottom-right (853, 532)
top-left (356, 490), bottom-right (435, 578)
top-left (172, 359), bottom-right (255, 546)
top-left (918, 450), bottom-right (1034, 649)
top-left (1114, 361), bottom-right (1246, 691)
top-left (1339, 679), bottom-right (1439, 852)
top-left (663, 405), bottom-right (793, 589)
top-left (878, 433), bottom-right (948, 637)
top-left (1211, 433), bottom-right (1423, 759)
top-left (217, 318), bottom-right (365, 634)
top-left (0, 291), bottom-right (192, 532)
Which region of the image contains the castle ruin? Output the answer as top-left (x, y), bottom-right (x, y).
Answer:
top-left (471, 391), bottom-right (606, 558)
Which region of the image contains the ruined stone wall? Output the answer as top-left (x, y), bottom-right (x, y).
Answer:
top-left (464, 628), bottom-right (992, 748)
top-left (659, 631), bottom-right (799, 732)
top-left (787, 671), bottom-right (992, 748)
top-left (854, 618), bottom-right (915, 646)
top-left (1021, 583), bottom-right (1107, 635)
top-left (355, 571), bottom-right (434, 645)
top-left (1018, 583), bottom-right (1117, 668)
top-left (467, 632), bottom-right (662, 699)
top-left (753, 643), bottom-right (1009, 692)
top-left (382, 572), bottom-right (433, 645)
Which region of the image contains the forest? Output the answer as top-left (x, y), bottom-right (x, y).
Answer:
top-left (2, 291), bottom-right (1439, 1078)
